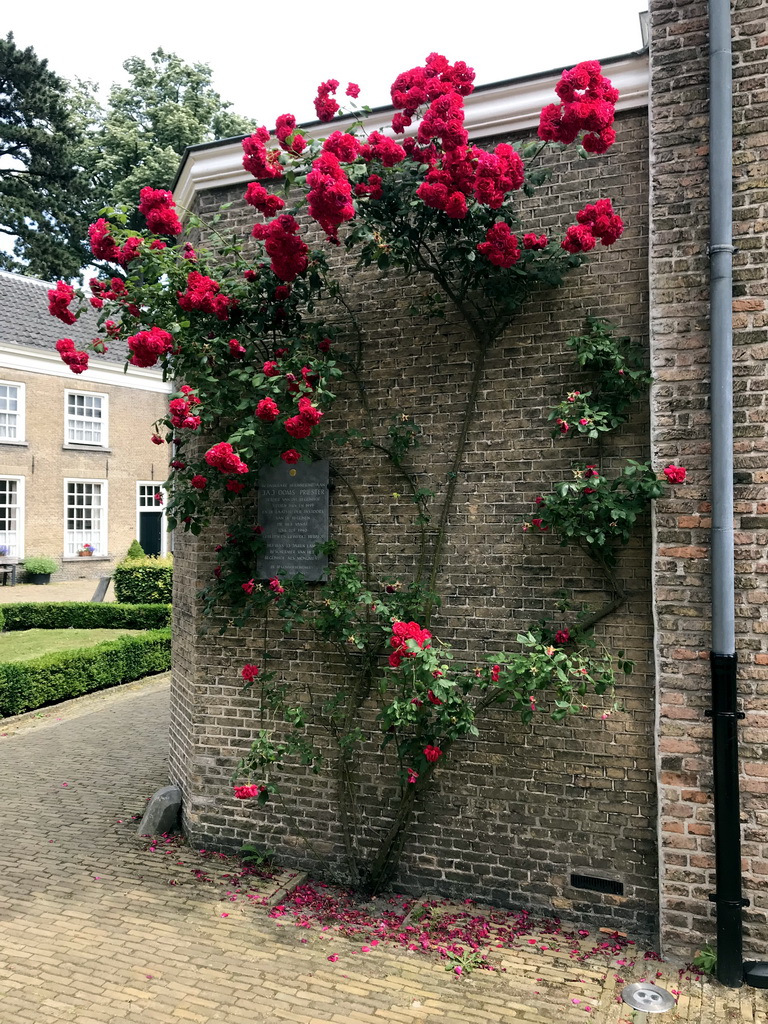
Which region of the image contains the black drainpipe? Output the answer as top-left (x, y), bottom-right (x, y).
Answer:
top-left (707, 0), bottom-right (767, 990)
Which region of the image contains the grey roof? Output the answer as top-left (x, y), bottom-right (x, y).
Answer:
top-left (0, 271), bottom-right (130, 364)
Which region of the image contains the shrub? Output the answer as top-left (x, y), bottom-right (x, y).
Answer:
top-left (0, 602), bottom-right (171, 632)
top-left (0, 608), bottom-right (4, 632)
top-left (114, 555), bottom-right (173, 604)
top-left (126, 539), bottom-right (145, 559)
top-left (0, 628), bottom-right (171, 717)
top-left (23, 556), bottom-right (58, 575)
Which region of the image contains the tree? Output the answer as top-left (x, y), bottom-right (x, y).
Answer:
top-left (74, 49), bottom-right (257, 226)
top-left (0, 33), bottom-right (89, 280)
top-left (1, 43), bottom-right (256, 279)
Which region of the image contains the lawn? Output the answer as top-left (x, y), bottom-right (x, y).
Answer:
top-left (0, 629), bottom-right (145, 663)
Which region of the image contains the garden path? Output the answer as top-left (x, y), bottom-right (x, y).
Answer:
top-left (0, 676), bottom-right (764, 1024)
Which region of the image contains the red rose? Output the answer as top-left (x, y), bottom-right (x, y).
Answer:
top-left (190, 475), bottom-right (207, 490)
top-left (423, 745), bottom-right (442, 764)
top-left (663, 464), bottom-right (687, 484)
top-left (281, 449), bottom-right (301, 464)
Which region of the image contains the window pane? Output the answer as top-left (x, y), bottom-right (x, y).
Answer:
top-left (0, 385), bottom-right (19, 440)
top-left (0, 478), bottom-right (19, 555)
top-left (65, 482), bottom-right (104, 555)
top-left (67, 394), bottom-right (103, 445)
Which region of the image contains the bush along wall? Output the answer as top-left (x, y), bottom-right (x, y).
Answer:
top-left (0, 629), bottom-right (171, 717)
top-left (113, 558), bottom-right (173, 604)
top-left (0, 602), bottom-right (171, 631)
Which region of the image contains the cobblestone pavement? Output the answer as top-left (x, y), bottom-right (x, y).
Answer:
top-left (0, 578), bottom-right (115, 604)
top-left (0, 677), bottom-right (765, 1024)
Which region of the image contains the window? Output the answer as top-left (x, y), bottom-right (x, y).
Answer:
top-left (0, 381), bottom-right (25, 442)
top-left (0, 477), bottom-right (24, 556)
top-left (65, 391), bottom-right (108, 447)
top-left (64, 480), bottom-right (107, 557)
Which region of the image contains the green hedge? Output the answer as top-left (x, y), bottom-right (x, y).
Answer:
top-left (114, 557), bottom-right (173, 604)
top-left (0, 628), bottom-right (171, 717)
top-left (0, 602), bottom-right (171, 632)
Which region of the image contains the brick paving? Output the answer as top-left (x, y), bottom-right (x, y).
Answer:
top-left (0, 677), bottom-right (765, 1024)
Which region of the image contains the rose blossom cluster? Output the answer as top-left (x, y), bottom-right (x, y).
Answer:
top-left (251, 215), bottom-right (309, 282)
top-left (168, 386), bottom-right (201, 430)
top-left (48, 281), bottom-right (77, 325)
top-left (127, 326), bottom-right (174, 368)
top-left (244, 182), bottom-right (285, 217)
top-left (233, 784), bottom-right (265, 799)
top-left (417, 143), bottom-right (522, 219)
top-left (477, 223), bottom-right (521, 267)
top-left (562, 199), bottom-right (624, 253)
top-left (306, 152), bottom-right (355, 242)
top-left (204, 442), bottom-right (249, 475)
top-left (314, 78), bottom-right (340, 122)
top-left (663, 464), bottom-right (687, 483)
top-left (242, 126), bottom-right (283, 179)
top-left (177, 271), bottom-right (236, 321)
top-left (538, 60), bottom-right (618, 154)
top-left (390, 52), bottom-right (475, 135)
top-left (55, 338), bottom-right (89, 374)
top-left (389, 620), bottom-right (433, 668)
top-left (138, 187), bottom-right (183, 235)
top-left (284, 396), bottom-right (324, 439)
top-left (275, 114), bottom-right (307, 155)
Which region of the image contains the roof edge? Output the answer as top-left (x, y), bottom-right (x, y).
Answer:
top-left (172, 48), bottom-right (648, 206)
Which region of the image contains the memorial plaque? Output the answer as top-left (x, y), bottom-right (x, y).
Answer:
top-left (256, 460), bottom-right (329, 581)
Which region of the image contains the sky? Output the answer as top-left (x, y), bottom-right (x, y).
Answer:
top-left (5, 0), bottom-right (648, 128)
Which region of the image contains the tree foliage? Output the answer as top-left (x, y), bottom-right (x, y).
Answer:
top-left (0, 33), bottom-right (89, 280)
top-left (2, 43), bottom-right (256, 278)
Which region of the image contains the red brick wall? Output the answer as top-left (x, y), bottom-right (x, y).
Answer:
top-left (650, 0), bottom-right (768, 957)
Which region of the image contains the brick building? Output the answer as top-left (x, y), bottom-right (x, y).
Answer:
top-left (168, 0), bottom-right (768, 961)
top-left (0, 272), bottom-right (172, 579)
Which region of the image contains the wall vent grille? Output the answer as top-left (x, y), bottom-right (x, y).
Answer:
top-left (570, 873), bottom-right (624, 896)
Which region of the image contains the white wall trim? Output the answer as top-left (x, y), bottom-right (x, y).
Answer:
top-left (173, 53), bottom-right (649, 214)
top-left (0, 342), bottom-right (172, 394)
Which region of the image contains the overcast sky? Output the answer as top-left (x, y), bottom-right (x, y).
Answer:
top-left (6, 0), bottom-right (648, 128)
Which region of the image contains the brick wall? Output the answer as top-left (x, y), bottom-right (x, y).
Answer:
top-left (169, 106), bottom-right (665, 939)
top-left (649, 0), bottom-right (768, 957)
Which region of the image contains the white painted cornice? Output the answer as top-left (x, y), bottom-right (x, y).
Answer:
top-left (0, 342), bottom-right (172, 393)
top-left (173, 53), bottom-right (648, 216)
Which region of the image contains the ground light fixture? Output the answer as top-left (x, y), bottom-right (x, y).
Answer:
top-left (621, 983), bottom-right (676, 1013)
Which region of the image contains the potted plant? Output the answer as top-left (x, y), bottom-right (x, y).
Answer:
top-left (78, 543), bottom-right (96, 557)
top-left (0, 545), bottom-right (9, 557)
top-left (24, 556), bottom-right (58, 585)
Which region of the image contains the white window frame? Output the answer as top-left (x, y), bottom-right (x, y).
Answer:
top-left (63, 478), bottom-right (108, 558)
top-left (135, 481), bottom-right (168, 556)
top-left (0, 380), bottom-right (26, 444)
top-left (0, 476), bottom-right (25, 558)
top-left (64, 389), bottom-right (110, 449)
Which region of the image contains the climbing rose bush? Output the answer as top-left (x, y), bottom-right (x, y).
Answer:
top-left (45, 53), bottom-right (683, 893)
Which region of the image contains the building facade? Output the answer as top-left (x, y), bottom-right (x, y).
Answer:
top-left (0, 272), bottom-right (172, 579)
top-left (166, 0), bottom-right (768, 960)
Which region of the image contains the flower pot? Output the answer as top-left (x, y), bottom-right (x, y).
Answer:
top-left (28, 573), bottom-right (51, 585)
top-left (78, 552), bottom-right (93, 557)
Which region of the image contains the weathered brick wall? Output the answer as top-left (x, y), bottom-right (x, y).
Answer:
top-left (170, 105), bottom-right (663, 938)
top-left (650, 0), bottom-right (768, 957)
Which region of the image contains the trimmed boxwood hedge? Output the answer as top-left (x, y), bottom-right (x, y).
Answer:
top-left (114, 558), bottom-right (173, 604)
top-left (0, 629), bottom-right (171, 717)
top-left (0, 602), bottom-right (171, 631)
